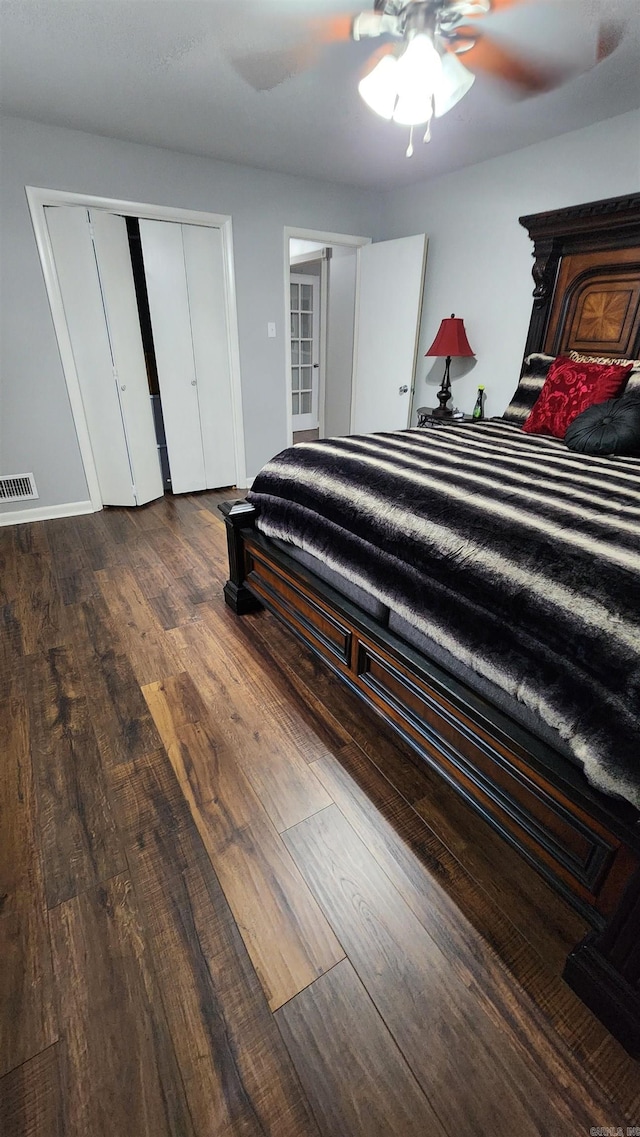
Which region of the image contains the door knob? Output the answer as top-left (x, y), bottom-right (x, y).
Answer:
top-left (120, 384), bottom-right (126, 391)
top-left (191, 380), bottom-right (197, 386)
top-left (399, 385), bottom-right (408, 394)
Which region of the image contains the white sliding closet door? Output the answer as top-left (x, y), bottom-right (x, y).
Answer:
top-left (45, 205), bottom-right (163, 507)
top-left (182, 224), bottom-right (236, 488)
top-left (89, 211), bottom-right (163, 505)
top-left (46, 205), bottom-right (136, 506)
top-left (139, 219), bottom-right (236, 495)
top-left (138, 220), bottom-right (205, 495)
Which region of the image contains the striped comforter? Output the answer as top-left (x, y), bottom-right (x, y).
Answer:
top-left (248, 420), bottom-right (640, 808)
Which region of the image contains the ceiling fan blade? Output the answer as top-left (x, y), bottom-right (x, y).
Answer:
top-left (231, 45), bottom-right (319, 92)
top-left (455, 30), bottom-right (566, 93)
top-left (597, 20), bottom-right (625, 62)
top-left (446, 0), bottom-right (529, 16)
top-left (456, 10), bottom-right (626, 96)
top-left (484, 0), bottom-right (530, 9)
top-left (231, 12), bottom-right (358, 92)
top-left (313, 14), bottom-right (356, 44)
top-left (360, 41), bottom-right (397, 77)
top-left (452, 0), bottom-right (525, 13)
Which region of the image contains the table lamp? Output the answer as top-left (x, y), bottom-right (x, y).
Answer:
top-left (425, 314), bottom-right (474, 417)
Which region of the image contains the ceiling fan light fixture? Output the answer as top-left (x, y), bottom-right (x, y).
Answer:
top-left (433, 49), bottom-right (475, 117)
top-left (452, 1), bottom-right (490, 16)
top-left (393, 34), bottom-right (441, 125)
top-left (359, 34), bottom-right (444, 128)
top-left (395, 32), bottom-right (441, 106)
top-left (358, 54), bottom-right (399, 120)
top-left (392, 91), bottom-right (434, 127)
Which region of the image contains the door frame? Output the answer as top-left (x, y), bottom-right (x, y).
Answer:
top-left (283, 226), bottom-right (370, 447)
top-left (27, 185), bottom-right (248, 510)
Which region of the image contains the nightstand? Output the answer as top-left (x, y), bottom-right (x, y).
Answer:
top-left (416, 408), bottom-right (475, 427)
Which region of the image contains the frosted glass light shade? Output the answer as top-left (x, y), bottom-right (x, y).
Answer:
top-left (393, 35), bottom-right (441, 125)
top-left (392, 92), bottom-right (434, 126)
top-left (434, 50), bottom-right (476, 117)
top-left (396, 34), bottom-right (441, 91)
top-left (358, 55), bottom-right (398, 120)
top-left (359, 33), bottom-right (474, 129)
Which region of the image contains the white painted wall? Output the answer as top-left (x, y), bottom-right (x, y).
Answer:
top-left (379, 110), bottom-right (640, 419)
top-left (2, 109), bottom-right (639, 518)
top-left (289, 239), bottom-right (325, 258)
top-left (291, 260), bottom-right (322, 277)
top-left (0, 114), bottom-right (380, 514)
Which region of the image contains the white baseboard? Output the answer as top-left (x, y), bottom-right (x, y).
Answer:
top-left (0, 499), bottom-right (96, 526)
top-left (239, 477), bottom-right (254, 490)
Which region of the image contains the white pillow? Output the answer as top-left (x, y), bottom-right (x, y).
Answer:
top-left (569, 351), bottom-right (640, 397)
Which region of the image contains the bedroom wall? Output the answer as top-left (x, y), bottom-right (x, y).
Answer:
top-left (2, 110), bottom-right (638, 519)
top-left (0, 114), bottom-right (380, 516)
top-left (378, 109), bottom-right (640, 420)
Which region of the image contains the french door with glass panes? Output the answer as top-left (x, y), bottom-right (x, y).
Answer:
top-left (290, 273), bottom-right (319, 431)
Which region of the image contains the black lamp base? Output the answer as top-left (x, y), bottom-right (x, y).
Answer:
top-left (432, 356), bottom-right (453, 417)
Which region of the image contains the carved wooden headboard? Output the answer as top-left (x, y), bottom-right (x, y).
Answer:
top-left (520, 193), bottom-right (640, 362)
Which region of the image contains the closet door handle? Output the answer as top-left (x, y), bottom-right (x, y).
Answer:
top-left (191, 380), bottom-right (197, 386)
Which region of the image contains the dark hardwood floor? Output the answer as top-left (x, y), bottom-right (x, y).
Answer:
top-left (1, 489), bottom-right (638, 1137)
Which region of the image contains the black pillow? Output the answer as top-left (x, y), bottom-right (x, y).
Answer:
top-left (565, 397), bottom-right (640, 455)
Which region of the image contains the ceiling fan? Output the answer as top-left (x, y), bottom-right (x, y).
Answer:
top-left (232, 1), bottom-right (623, 157)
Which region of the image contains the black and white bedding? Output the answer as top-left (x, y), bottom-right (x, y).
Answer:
top-left (248, 420), bottom-right (640, 808)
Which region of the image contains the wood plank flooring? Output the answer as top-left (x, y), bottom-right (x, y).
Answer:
top-left (1, 490), bottom-right (638, 1136)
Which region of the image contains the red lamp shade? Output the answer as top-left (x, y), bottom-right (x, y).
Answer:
top-left (425, 314), bottom-right (474, 358)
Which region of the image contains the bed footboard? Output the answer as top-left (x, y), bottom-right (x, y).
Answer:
top-left (220, 499), bottom-right (640, 1057)
top-left (564, 874), bottom-right (640, 1058)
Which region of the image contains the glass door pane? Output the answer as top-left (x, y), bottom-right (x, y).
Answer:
top-left (290, 270), bottom-right (320, 433)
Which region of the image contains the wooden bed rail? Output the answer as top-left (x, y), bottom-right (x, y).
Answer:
top-left (564, 869), bottom-right (640, 1058)
top-left (220, 499), bottom-right (640, 1057)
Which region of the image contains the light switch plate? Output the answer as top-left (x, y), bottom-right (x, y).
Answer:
top-left (267, 322), bottom-right (276, 338)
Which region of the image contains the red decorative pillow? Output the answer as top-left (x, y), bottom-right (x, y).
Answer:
top-left (522, 356), bottom-right (632, 438)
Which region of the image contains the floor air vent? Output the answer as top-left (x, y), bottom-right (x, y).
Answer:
top-left (0, 473), bottom-right (39, 503)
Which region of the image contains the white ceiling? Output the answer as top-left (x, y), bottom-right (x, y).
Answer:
top-left (1, 0), bottom-right (638, 189)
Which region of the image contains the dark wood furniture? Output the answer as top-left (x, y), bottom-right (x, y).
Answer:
top-left (222, 193), bottom-right (640, 1057)
top-left (415, 408), bottom-right (474, 426)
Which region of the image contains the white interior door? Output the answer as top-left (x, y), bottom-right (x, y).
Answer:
top-left (45, 205), bottom-right (136, 507)
top-left (325, 251), bottom-right (358, 438)
top-left (181, 224), bottom-right (236, 488)
top-left (140, 219), bottom-right (237, 494)
top-left (290, 274), bottom-right (320, 432)
top-left (351, 234), bottom-right (427, 435)
top-left (139, 219), bottom-right (206, 495)
top-left (88, 211), bottom-right (163, 506)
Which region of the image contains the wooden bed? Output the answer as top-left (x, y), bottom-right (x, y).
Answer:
top-left (222, 193), bottom-right (640, 1057)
